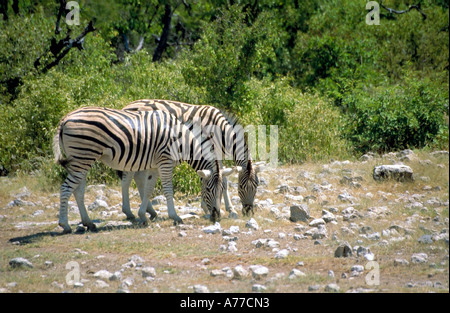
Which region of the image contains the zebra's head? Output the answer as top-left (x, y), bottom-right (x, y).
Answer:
top-left (238, 160), bottom-right (264, 216)
top-left (197, 161), bottom-right (236, 223)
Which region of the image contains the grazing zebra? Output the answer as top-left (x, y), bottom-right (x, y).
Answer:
top-left (120, 99), bottom-right (264, 220)
top-left (53, 107), bottom-right (231, 234)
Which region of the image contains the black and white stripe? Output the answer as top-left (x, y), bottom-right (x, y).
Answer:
top-left (53, 107), bottom-right (223, 233)
top-left (121, 99), bottom-right (263, 218)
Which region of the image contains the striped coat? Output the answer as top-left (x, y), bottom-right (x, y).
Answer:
top-left (53, 107), bottom-right (224, 233)
top-left (121, 99), bottom-right (263, 219)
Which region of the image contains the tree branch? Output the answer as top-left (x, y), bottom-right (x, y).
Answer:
top-left (55, 0), bottom-right (67, 34)
top-left (36, 21), bottom-right (96, 74)
top-left (380, 2), bottom-right (427, 20)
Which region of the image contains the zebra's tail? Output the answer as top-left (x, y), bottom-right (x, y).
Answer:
top-left (52, 121), bottom-right (69, 168)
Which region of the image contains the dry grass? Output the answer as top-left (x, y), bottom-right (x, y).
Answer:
top-left (0, 151), bottom-right (448, 293)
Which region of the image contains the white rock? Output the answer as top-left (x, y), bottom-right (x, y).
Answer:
top-left (88, 199), bottom-right (109, 211)
top-left (233, 265), bottom-right (249, 279)
top-left (94, 270), bottom-right (113, 281)
top-left (275, 249), bottom-right (289, 259)
top-left (202, 222), bottom-right (221, 234)
top-left (94, 280), bottom-right (110, 288)
top-left (9, 257), bottom-right (33, 269)
top-left (249, 265), bottom-right (269, 280)
top-left (373, 165), bottom-right (414, 182)
top-left (411, 253), bottom-right (428, 264)
top-left (288, 269), bottom-right (306, 279)
top-left (252, 284), bottom-right (267, 292)
top-left (142, 267), bottom-right (157, 278)
top-left (193, 285), bottom-right (210, 293)
top-left (309, 218), bottom-right (325, 227)
top-left (246, 218), bottom-right (259, 230)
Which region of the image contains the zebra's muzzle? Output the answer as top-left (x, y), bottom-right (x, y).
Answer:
top-left (242, 204), bottom-right (254, 217)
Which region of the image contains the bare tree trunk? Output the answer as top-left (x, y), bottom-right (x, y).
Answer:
top-left (0, 0), bottom-right (8, 20)
top-left (153, 4), bottom-right (172, 62)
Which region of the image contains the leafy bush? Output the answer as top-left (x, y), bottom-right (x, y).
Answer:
top-left (343, 76), bottom-right (449, 154)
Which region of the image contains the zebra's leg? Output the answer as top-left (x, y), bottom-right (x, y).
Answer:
top-left (73, 176), bottom-right (97, 232)
top-left (222, 176), bottom-right (238, 219)
top-left (58, 170), bottom-right (87, 234)
top-left (120, 171), bottom-right (136, 220)
top-left (158, 165), bottom-right (183, 225)
top-left (135, 170), bottom-right (158, 222)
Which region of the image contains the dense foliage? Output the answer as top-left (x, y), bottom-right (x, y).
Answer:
top-left (0, 0), bottom-right (448, 193)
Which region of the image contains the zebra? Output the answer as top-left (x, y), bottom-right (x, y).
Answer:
top-left (53, 106), bottom-right (233, 234)
top-left (119, 99), bottom-right (264, 221)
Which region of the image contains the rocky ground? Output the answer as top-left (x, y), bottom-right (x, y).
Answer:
top-left (0, 149), bottom-right (448, 293)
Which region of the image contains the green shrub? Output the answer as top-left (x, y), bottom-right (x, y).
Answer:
top-left (343, 76), bottom-right (449, 154)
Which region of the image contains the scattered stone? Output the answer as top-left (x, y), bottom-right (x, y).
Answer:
top-left (94, 270), bottom-right (113, 281)
top-left (210, 269), bottom-right (226, 277)
top-left (202, 222), bottom-right (221, 234)
top-left (193, 285), bottom-right (210, 293)
top-left (142, 267), bottom-right (157, 278)
top-left (325, 283), bottom-right (340, 292)
top-left (411, 253), bottom-right (428, 264)
top-left (246, 218), bottom-right (259, 230)
top-left (249, 265), bottom-right (269, 280)
top-left (309, 218), bottom-right (325, 227)
top-left (288, 269), bottom-right (306, 279)
top-left (252, 284), bottom-right (267, 292)
top-left (94, 280), bottom-right (110, 288)
top-left (341, 207), bottom-right (361, 221)
top-left (394, 259), bottom-right (409, 266)
top-left (322, 210), bottom-right (337, 223)
top-left (88, 198), bottom-right (109, 211)
top-left (308, 285), bottom-right (320, 291)
top-left (373, 165), bottom-right (414, 182)
top-left (275, 249), bottom-right (289, 259)
top-left (290, 204), bottom-right (310, 223)
top-left (233, 265), bottom-right (249, 279)
top-left (418, 234), bottom-right (433, 244)
top-left (334, 242), bottom-right (353, 258)
top-left (304, 225), bottom-right (327, 239)
top-left (9, 257), bottom-right (33, 269)
top-left (351, 265), bottom-right (365, 276)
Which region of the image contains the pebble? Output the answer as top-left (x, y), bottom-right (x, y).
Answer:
top-left (249, 265), bottom-right (269, 280)
top-left (245, 218), bottom-right (259, 230)
top-left (233, 265), bottom-right (249, 279)
top-left (9, 257), bottom-right (33, 269)
top-left (142, 267), bottom-right (157, 278)
top-left (275, 249), bottom-right (289, 259)
top-left (94, 270), bottom-right (113, 281)
top-left (288, 269), bottom-right (306, 279)
top-left (334, 242), bottom-right (353, 258)
top-left (202, 222), bottom-right (221, 234)
top-left (193, 285), bottom-right (210, 293)
top-left (290, 204), bottom-right (310, 222)
top-left (411, 253), bottom-right (428, 264)
top-left (325, 283), bottom-right (340, 292)
top-left (252, 284), bottom-right (267, 292)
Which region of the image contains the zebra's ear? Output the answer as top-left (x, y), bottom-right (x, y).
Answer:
top-left (197, 169), bottom-right (212, 179)
top-left (221, 167), bottom-right (235, 177)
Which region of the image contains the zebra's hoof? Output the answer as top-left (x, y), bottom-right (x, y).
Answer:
top-left (173, 218), bottom-right (184, 226)
top-left (138, 218), bottom-right (149, 227)
top-left (59, 223), bottom-right (72, 235)
top-left (86, 223), bottom-right (98, 232)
